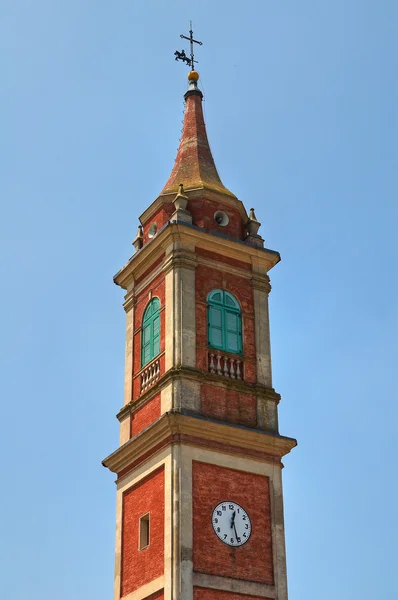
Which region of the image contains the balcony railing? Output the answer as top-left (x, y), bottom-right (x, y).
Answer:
top-left (208, 352), bottom-right (243, 380)
top-left (140, 357), bottom-right (161, 393)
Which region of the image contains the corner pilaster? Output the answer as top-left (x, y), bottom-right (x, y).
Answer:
top-left (161, 238), bottom-right (200, 414)
top-left (270, 466), bottom-right (289, 600)
top-left (120, 288), bottom-right (135, 445)
top-left (252, 267), bottom-right (273, 388)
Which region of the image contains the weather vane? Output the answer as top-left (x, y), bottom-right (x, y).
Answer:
top-left (174, 22), bottom-right (203, 69)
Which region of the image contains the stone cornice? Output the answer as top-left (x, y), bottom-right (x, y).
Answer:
top-left (117, 367), bottom-right (282, 422)
top-left (114, 222), bottom-right (280, 290)
top-left (102, 411), bottom-right (297, 475)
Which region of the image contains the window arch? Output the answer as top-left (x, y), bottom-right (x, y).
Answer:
top-left (207, 290), bottom-right (242, 354)
top-left (141, 298), bottom-right (161, 367)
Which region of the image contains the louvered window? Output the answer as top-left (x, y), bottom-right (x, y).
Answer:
top-left (141, 298), bottom-right (161, 367)
top-left (207, 290), bottom-right (242, 354)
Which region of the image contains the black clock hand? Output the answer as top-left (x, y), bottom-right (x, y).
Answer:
top-left (230, 510), bottom-right (236, 528)
top-left (233, 522), bottom-right (239, 542)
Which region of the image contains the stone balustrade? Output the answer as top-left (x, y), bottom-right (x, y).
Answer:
top-left (208, 352), bottom-right (243, 381)
top-left (140, 358), bottom-right (161, 393)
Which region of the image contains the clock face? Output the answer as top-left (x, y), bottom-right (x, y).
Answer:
top-left (212, 501), bottom-right (252, 547)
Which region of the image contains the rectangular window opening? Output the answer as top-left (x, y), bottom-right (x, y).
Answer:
top-left (139, 513), bottom-right (150, 550)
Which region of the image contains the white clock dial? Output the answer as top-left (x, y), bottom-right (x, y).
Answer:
top-left (212, 501), bottom-right (252, 547)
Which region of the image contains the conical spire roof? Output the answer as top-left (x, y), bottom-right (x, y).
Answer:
top-left (161, 72), bottom-right (236, 198)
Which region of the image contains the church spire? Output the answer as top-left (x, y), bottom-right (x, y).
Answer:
top-left (161, 71), bottom-right (236, 198)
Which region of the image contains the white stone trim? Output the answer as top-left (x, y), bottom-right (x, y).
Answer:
top-left (123, 296), bottom-right (135, 406)
top-left (179, 445), bottom-right (288, 600)
top-left (193, 573), bottom-right (275, 598)
top-left (121, 576), bottom-right (164, 600)
top-left (164, 241), bottom-right (197, 372)
top-left (269, 465), bottom-right (289, 600)
top-left (253, 286), bottom-right (272, 388)
top-left (113, 449), bottom-right (172, 600)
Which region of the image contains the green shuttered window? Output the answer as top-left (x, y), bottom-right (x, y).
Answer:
top-left (141, 298), bottom-right (161, 367)
top-left (207, 290), bottom-right (242, 354)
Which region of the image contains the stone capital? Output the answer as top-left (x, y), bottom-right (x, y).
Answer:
top-left (123, 290), bottom-right (136, 313)
top-left (162, 250), bottom-right (198, 275)
top-left (251, 273), bottom-right (271, 293)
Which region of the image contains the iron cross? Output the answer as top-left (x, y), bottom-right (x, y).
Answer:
top-left (174, 22), bottom-right (203, 69)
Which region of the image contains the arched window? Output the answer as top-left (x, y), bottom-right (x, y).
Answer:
top-left (207, 290), bottom-right (242, 354)
top-left (141, 298), bottom-right (161, 367)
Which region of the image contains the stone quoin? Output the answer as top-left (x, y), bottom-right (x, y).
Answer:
top-left (102, 64), bottom-right (297, 600)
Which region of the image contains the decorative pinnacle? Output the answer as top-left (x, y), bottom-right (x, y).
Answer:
top-left (246, 208), bottom-right (262, 236)
top-left (173, 183), bottom-right (189, 211)
top-left (249, 208), bottom-right (259, 222)
top-left (174, 22), bottom-right (202, 71)
top-left (177, 183), bottom-right (188, 198)
top-left (132, 225), bottom-right (143, 251)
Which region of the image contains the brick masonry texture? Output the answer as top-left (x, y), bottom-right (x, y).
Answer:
top-left (161, 92), bottom-right (234, 199)
top-left (194, 588), bottom-right (272, 600)
top-left (121, 467), bottom-right (165, 597)
top-left (142, 206), bottom-right (174, 246)
top-left (200, 384), bottom-right (256, 428)
top-left (192, 461), bottom-right (274, 585)
top-left (196, 259), bottom-right (256, 387)
top-left (134, 274), bottom-right (166, 331)
top-left (130, 393), bottom-right (161, 437)
top-left (196, 247), bottom-right (251, 271)
top-left (188, 197), bottom-right (244, 239)
top-left (135, 253), bottom-right (166, 285)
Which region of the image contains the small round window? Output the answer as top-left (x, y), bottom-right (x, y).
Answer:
top-left (148, 223), bottom-right (158, 238)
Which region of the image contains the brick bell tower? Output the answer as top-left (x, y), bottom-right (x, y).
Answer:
top-left (103, 68), bottom-right (297, 600)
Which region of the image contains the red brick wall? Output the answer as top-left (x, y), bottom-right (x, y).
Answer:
top-left (134, 274), bottom-right (166, 333)
top-left (135, 253), bottom-right (165, 286)
top-left (192, 461), bottom-right (273, 585)
top-left (131, 394), bottom-right (161, 437)
top-left (121, 467), bottom-right (165, 597)
top-left (141, 196), bottom-right (246, 244)
top-left (189, 197), bottom-right (244, 239)
top-left (194, 589), bottom-right (271, 600)
top-left (141, 206), bottom-right (174, 246)
top-left (196, 247), bottom-right (251, 272)
top-left (200, 384), bottom-right (257, 428)
top-left (196, 258), bottom-right (256, 385)
top-left (133, 274), bottom-right (166, 400)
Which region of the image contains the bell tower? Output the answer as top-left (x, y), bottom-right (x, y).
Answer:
top-left (103, 67), bottom-right (297, 600)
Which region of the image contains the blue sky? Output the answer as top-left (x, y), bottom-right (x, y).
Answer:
top-left (0, 1), bottom-right (397, 598)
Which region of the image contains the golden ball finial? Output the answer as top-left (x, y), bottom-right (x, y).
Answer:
top-left (188, 70), bottom-right (199, 82)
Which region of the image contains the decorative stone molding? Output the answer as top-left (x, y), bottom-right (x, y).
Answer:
top-left (114, 222), bottom-right (279, 290)
top-left (102, 411), bottom-right (297, 475)
top-left (251, 273), bottom-right (271, 294)
top-left (162, 249), bottom-right (198, 276)
top-left (123, 290), bottom-right (136, 313)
